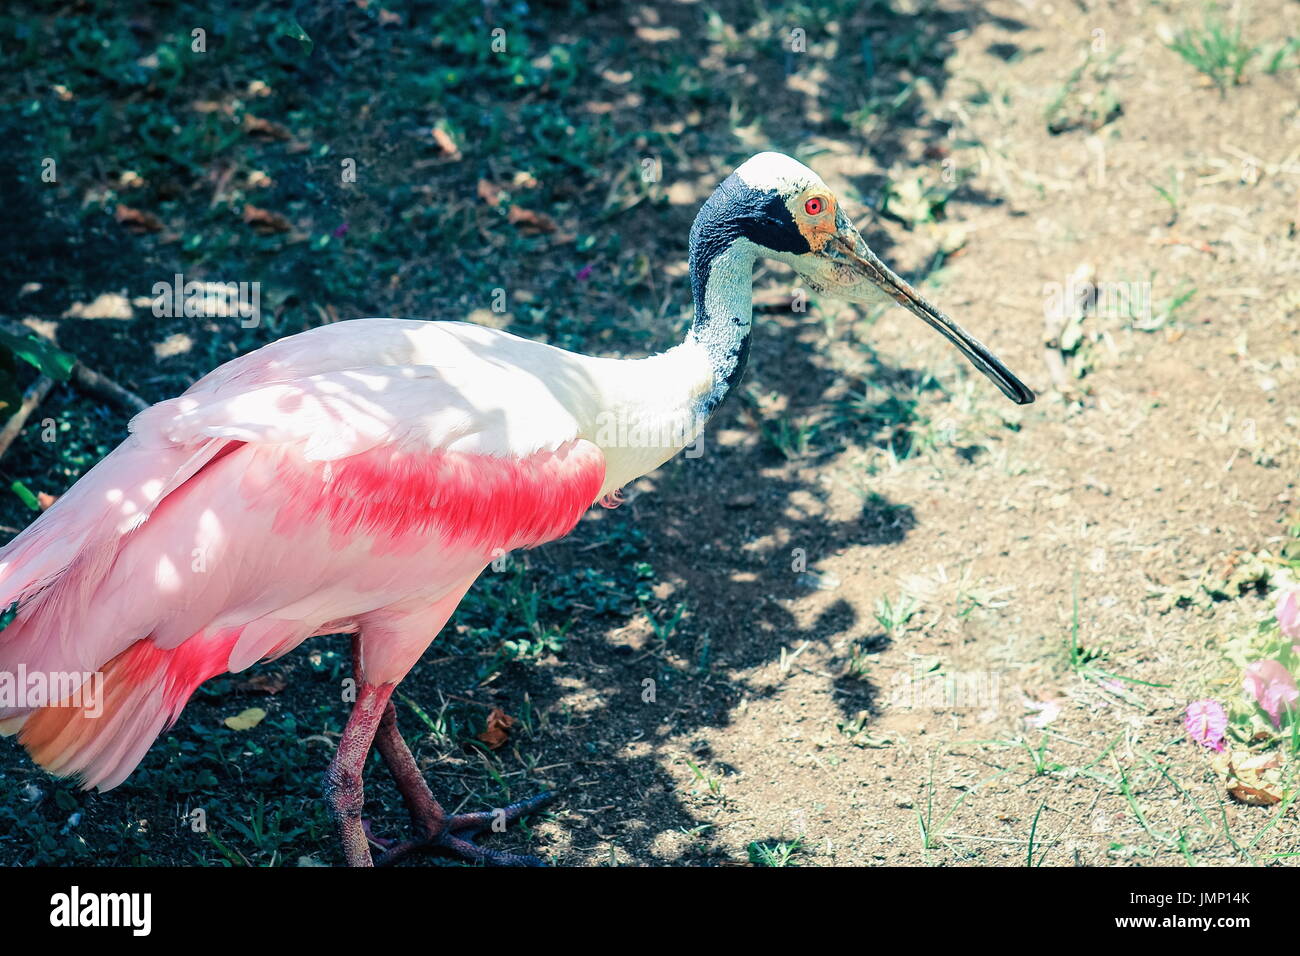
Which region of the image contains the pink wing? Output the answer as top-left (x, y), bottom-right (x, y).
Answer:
top-left (0, 321), bottom-right (606, 789)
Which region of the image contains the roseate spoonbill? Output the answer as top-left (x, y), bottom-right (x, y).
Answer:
top-left (0, 152), bottom-right (1033, 866)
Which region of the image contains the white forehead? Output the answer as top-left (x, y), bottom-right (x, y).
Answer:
top-left (733, 152), bottom-right (826, 195)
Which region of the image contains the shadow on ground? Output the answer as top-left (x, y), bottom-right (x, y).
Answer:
top-left (0, 0), bottom-right (1031, 865)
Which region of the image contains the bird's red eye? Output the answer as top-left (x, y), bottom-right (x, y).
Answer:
top-left (804, 197), bottom-right (824, 216)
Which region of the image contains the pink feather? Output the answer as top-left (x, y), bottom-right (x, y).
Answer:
top-left (0, 320), bottom-right (608, 790)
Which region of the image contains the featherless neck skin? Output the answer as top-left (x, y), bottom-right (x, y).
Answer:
top-left (684, 173), bottom-right (786, 419)
top-left (685, 241), bottom-right (757, 419)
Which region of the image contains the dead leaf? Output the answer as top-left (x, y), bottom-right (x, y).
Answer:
top-left (224, 707), bottom-right (267, 731)
top-left (477, 708), bottom-right (515, 750)
top-left (242, 114), bottom-right (292, 140)
top-left (477, 179), bottom-right (504, 206)
top-left (1229, 781), bottom-right (1282, 806)
top-left (242, 204), bottom-right (293, 234)
top-left (234, 673), bottom-right (287, 695)
top-left (431, 127), bottom-right (461, 160)
top-left (1211, 749), bottom-right (1286, 805)
top-left (114, 205), bottom-right (163, 233)
top-left (378, 8), bottom-right (402, 26)
top-left (36, 492), bottom-right (58, 510)
top-left (507, 205), bottom-right (558, 234)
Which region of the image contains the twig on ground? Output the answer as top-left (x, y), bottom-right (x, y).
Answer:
top-left (0, 316), bottom-right (149, 413)
top-left (0, 375), bottom-right (56, 461)
top-left (69, 362), bottom-right (149, 413)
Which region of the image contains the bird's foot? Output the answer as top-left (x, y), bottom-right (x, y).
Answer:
top-left (372, 791), bottom-right (556, 867)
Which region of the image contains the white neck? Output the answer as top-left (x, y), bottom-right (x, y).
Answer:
top-left (578, 237), bottom-right (759, 494)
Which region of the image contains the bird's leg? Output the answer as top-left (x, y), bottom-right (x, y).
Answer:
top-left (363, 691), bottom-right (554, 865)
top-left (381, 790), bottom-right (557, 868)
top-left (324, 679), bottom-right (395, 867)
top-left (370, 698), bottom-right (556, 867)
top-left (344, 636), bottom-right (443, 847)
top-left (372, 698), bottom-right (444, 840)
top-left (345, 637), bottom-right (554, 866)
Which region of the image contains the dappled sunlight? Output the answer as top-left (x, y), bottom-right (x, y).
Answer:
top-left (2, 0), bottom-right (1297, 873)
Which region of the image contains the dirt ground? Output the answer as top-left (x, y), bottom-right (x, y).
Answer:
top-left (480, 0), bottom-right (1300, 868)
top-left (2, 0), bottom-right (1298, 866)
top-left (466, 0), bottom-right (1300, 867)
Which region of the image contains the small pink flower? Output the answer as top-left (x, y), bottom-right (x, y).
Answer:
top-left (1184, 699), bottom-right (1227, 752)
top-left (1243, 660), bottom-right (1300, 728)
top-left (1276, 589), bottom-right (1300, 640)
top-left (331, 222), bottom-right (349, 238)
top-left (575, 263), bottom-right (594, 282)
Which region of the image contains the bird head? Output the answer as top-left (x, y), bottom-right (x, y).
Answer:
top-left (711, 152), bottom-right (1034, 405)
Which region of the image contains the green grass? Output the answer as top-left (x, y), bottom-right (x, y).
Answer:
top-left (915, 752), bottom-right (972, 859)
top-left (1044, 49), bottom-right (1122, 135)
top-left (1020, 735), bottom-right (1065, 777)
top-left (874, 592), bottom-right (919, 639)
top-left (761, 414), bottom-right (818, 460)
top-left (1166, 9), bottom-right (1260, 93)
top-left (1151, 169), bottom-right (1182, 224)
top-left (1065, 575), bottom-right (1169, 697)
top-left (747, 837), bottom-right (802, 867)
top-left (1025, 802), bottom-right (1052, 866)
top-left (683, 758), bottom-right (725, 800)
top-left (1262, 37), bottom-right (1300, 74)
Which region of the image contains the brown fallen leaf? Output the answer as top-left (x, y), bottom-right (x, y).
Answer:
top-left (234, 673), bottom-right (287, 695)
top-left (242, 204), bottom-right (293, 234)
top-left (477, 708), bottom-right (516, 750)
top-left (477, 179), bottom-right (504, 206)
top-left (1230, 781), bottom-right (1282, 806)
top-left (242, 114), bottom-right (292, 141)
top-left (36, 492), bottom-right (58, 510)
top-left (377, 8), bottom-right (402, 26)
top-left (1211, 749), bottom-right (1285, 805)
top-left (115, 204), bottom-right (163, 233)
top-left (431, 127), bottom-right (461, 160)
top-left (507, 205), bottom-right (558, 234)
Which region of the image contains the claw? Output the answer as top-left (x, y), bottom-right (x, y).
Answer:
top-left (446, 790), bottom-right (557, 836)
top-left (361, 818), bottom-right (396, 850)
top-left (366, 692), bottom-right (555, 867)
top-left (436, 831), bottom-right (549, 867)
top-left (373, 791), bottom-right (556, 867)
